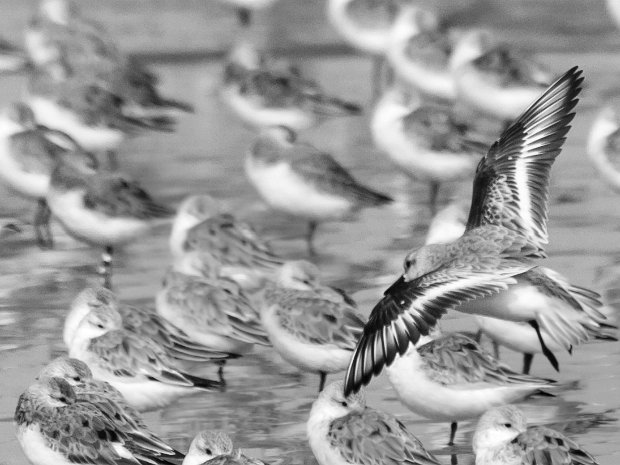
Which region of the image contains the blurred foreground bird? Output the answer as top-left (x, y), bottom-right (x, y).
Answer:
top-left (344, 67), bottom-right (618, 396)
top-left (473, 405), bottom-right (598, 465)
top-left (246, 126), bottom-right (392, 255)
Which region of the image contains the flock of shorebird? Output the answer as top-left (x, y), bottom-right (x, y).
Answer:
top-left (2, 1), bottom-right (620, 465)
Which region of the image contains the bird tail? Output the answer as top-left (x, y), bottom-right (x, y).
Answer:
top-left (182, 372), bottom-right (226, 392)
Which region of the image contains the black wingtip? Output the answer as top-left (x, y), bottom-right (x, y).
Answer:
top-left (183, 372), bottom-right (226, 392)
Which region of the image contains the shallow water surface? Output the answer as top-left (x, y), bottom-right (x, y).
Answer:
top-left (2, 5), bottom-right (620, 465)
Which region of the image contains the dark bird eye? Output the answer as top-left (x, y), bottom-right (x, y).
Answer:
top-left (96, 324), bottom-right (104, 329)
top-left (206, 449), bottom-right (212, 455)
top-left (340, 401), bottom-right (348, 407)
top-left (504, 423), bottom-right (512, 428)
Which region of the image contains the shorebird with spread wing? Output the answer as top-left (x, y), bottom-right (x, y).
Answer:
top-left (344, 67), bottom-right (617, 396)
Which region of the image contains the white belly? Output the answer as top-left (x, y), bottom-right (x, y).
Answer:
top-left (245, 157), bottom-right (353, 220)
top-left (17, 424), bottom-right (73, 465)
top-left (386, 352), bottom-right (540, 421)
top-left (0, 139), bottom-right (50, 198)
top-left (28, 96), bottom-right (125, 152)
top-left (221, 86), bottom-right (314, 131)
top-left (474, 316), bottom-right (564, 354)
top-left (455, 67), bottom-right (543, 120)
top-left (326, 0), bottom-right (391, 54)
top-left (261, 305), bottom-right (352, 373)
top-left (47, 189), bottom-right (151, 246)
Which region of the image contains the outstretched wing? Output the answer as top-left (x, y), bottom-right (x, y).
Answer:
top-left (465, 67), bottom-right (583, 256)
top-left (343, 261), bottom-right (532, 396)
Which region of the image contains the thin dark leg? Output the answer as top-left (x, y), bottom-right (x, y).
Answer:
top-left (448, 421), bottom-right (458, 446)
top-left (306, 221), bottom-right (318, 257)
top-left (450, 453), bottom-right (458, 465)
top-left (522, 353), bottom-right (534, 375)
top-left (371, 55), bottom-right (384, 102)
top-left (319, 372), bottom-right (327, 392)
top-left (429, 181), bottom-right (440, 215)
top-left (216, 360), bottom-right (227, 385)
top-left (34, 198), bottom-right (53, 249)
top-left (101, 246), bottom-right (113, 290)
top-left (492, 340), bottom-right (500, 360)
top-left (237, 7), bottom-right (251, 27)
top-left (529, 320), bottom-right (559, 371)
top-left (106, 151), bottom-right (118, 171)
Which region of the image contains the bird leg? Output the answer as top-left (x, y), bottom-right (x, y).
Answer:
top-left (529, 320), bottom-right (559, 371)
top-left (306, 221), bottom-right (318, 257)
top-left (319, 372), bottom-right (327, 392)
top-left (448, 421), bottom-right (458, 446)
top-left (522, 353), bottom-right (534, 375)
top-left (100, 246), bottom-right (114, 290)
top-left (237, 7), bottom-right (251, 27)
top-left (106, 151), bottom-right (119, 171)
top-left (34, 198), bottom-right (53, 249)
top-left (492, 340), bottom-right (500, 360)
top-left (428, 181), bottom-right (440, 216)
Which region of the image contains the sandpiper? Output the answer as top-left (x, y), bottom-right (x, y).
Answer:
top-left (387, 5), bottom-right (457, 102)
top-left (0, 101), bottom-right (95, 248)
top-left (184, 430), bottom-right (267, 465)
top-left (66, 295), bottom-right (224, 411)
top-left (37, 356), bottom-right (185, 462)
top-left (221, 41), bottom-right (361, 131)
top-left (246, 126), bottom-right (392, 255)
top-left (371, 86), bottom-right (485, 211)
top-left (586, 105), bottom-right (620, 193)
top-left (46, 157), bottom-right (173, 289)
top-left (473, 405), bottom-right (598, 465)
top-left (450, 29), bottom-right (554, 124)
top-left (260, 261), bottom-right (365, 391)
top-left (307, 381), bottom-right (441, 465)
top-left (156, 268), bottom-right (270, 356)
top-left (385, 330), bottom-right (557, 446)
top-left (64, 287), bottom-right (231, 363)
top-left (344, 68), bottom-right (616, 396)
top-left (14, 377), bottom-right (182, 465)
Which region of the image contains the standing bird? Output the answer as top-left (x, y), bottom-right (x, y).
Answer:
top-left (450, 29), bottom-right (554, 126)
top-left (46, 158), bottom-right (173, 289)
top-left (24, 0), bottom-right (192, 167)
top-left (0, 101), bottom-right (95, 248)
top-left (586, 106), bottom-right (620, 193)
top-left (386, 5), bottom-right (457, 102)
top-left (221, 41), bottom-right (361, 132)
top-left (260, 261), bottom-right (365, 392)
top-left (14, 377), bottom-right (183, 465)
top-left (473, 405), bottom-right (598, 465)
top-left (344, 68), bottom-right (615, 396)
top-left (67, 290), bottom-right (224, 411)
top-left (246, 126), bottom-right (392, 255)
top-left (37, 356), bottom-right (185, 463)
top-left (307, 381), bottom-right (441, 465)
top-left (371, 87), bottom-right (485, 212)
top-left (385, 330), bottom-right (557, 446)
top-left (184, 431), bottom-right (267, 465)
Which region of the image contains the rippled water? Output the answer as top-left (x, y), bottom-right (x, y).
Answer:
top-left (2, 6), bottom-right (620, 465)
